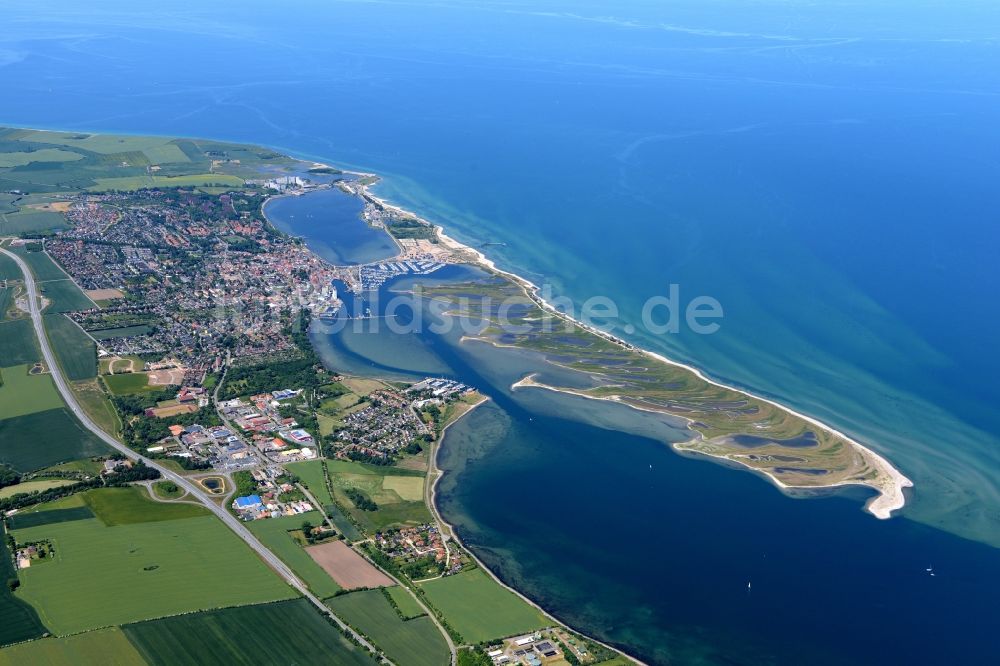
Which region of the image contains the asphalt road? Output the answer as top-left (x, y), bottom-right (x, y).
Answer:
top-left (1, 244), bottom-right (385, 660)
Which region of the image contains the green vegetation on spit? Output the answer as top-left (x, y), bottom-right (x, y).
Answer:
top-left (421, 277), bottom-right (904, 507)
top-left (326, 589), bottom-right (449, 666)
top-left (121, 599), bottom-right (376, 666)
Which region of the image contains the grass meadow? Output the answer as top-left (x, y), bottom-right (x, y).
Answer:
top-left (83, 486), bottom-right (208, 525)
top-left (419, 568), bottom-right (547, 643)
top-left (386, 585), bottom-right (426, 619)
top-left (102, 372), bottom-right (157, 395)
top-left (286, 459), bottom-right (336, 505)
top-left (326, 460), bottom-right (431, 531)
top-left (70, 378), bottom-right (121, 437)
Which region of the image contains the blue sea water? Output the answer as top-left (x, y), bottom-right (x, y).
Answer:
top-left (4, 0), bottom-right (1000, 662)
top-left (291, 263), bottom-right (1000, 664)
top-left (264, 187), bottom-right (398, 265)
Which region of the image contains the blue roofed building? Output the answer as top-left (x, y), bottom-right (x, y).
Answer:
top-left (233, 495), bottom-right (263, 510)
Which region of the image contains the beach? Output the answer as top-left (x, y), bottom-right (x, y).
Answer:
top-left (341, 174), bottom-right (913, 520)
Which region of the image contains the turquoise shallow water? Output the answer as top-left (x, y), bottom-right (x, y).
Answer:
top-left (4, 1), bottom-right (1000, 661)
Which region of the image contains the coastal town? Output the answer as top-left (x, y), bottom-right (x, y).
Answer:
top-left (0, 129), bottom-right (633, 666)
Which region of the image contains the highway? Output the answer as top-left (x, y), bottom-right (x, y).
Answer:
top-left (1, 244), bottom-right (386, 661)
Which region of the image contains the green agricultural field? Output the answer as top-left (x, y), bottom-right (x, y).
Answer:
top-left (0, 627), bottom-right (146, 666)
top-left (0, 128), bottom-right (300, 195)
top-left (9, 245), bottom-right (69, 282)
top-left (0, 287), bottom-right (12, 322)
top-left (316, 412), bottom-right (341, 437)
top-left (39, 457), bottom-right (104, 476)
top-left (88, 174), bottom-right (244, 192)
top-left (340, 377), bottom-right (388, 397)
top-left (8, 130), bottom-right (175, 155)
top-left (326, 460), bottom-right (432, 531)
top-left (382, 475), bottom-right (424, 501)
top-left (0, 478), bottom-right (75, 500)
top-left (123, 598), bottom-right (375, 666)
top-left (0, 522), bottom-right (47, 647)
top-left (326, 589), bottom-right (448, 666)
top-left (71, 378), bottom-right (121, 436)
top-left (0, 252), bottom-right (20, 280)
top-left (83, 486), bottom-right (208, 525)
top-left (0, 407), bottom-right (110, 472)
top-left (0, 148), bottom-right (84, 168)
top-left (44, 314), bottom-right (96, 380)
top-left (0, 287), bottom-right (11, 322)
top-left (286, 459), bottom-right (335, 506)
top-left (419, 568), bottom-right (547, 643)
top-left (386, 585), bottom-right (426, 619)
top-left (140, 143), bottom-right (191, 165)
top-left (7, 503), bottom-right (95, 530)
top-left (38, 279), bottom-right (94, 313)
top-left (0, 210), bottom-right (69, 235)
top-left (0, 364), bottom-right (64, 420)
top-left (102, 372), bottom-right (156, 394)
top-left (10, 504), bottom-right (295, 635)
top-left (0, 319), bottom-right (40, 365)
top-left (245, 511), bottom-right (341, 598)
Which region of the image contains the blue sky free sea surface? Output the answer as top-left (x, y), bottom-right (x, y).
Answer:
top-left (3, 0), bottom-right (998, 539)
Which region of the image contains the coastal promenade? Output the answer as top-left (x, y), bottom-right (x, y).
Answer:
top-left (0, 243), bottom-right (387, 662)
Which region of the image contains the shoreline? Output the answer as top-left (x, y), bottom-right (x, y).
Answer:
top-left (341, 169), bottom-right (912, 521)
top-left (425, 396), bottom-right (647, 665)
top-left (260, 179), bottom-right (643, 664)
top-left (510, 374), bottom-right (902, 512)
